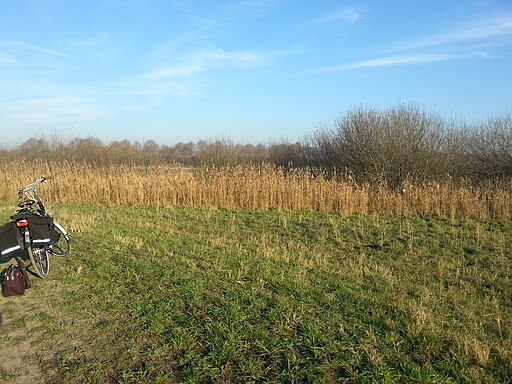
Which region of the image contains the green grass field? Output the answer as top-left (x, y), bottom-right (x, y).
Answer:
top-left (1, 203), bottom-right (511, 383)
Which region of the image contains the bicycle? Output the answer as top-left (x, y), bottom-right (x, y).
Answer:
top-left (0, 176), bottom-right (71, 278)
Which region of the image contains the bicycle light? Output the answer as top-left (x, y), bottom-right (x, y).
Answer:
top-left (16, 220), bottom-right (29, 227)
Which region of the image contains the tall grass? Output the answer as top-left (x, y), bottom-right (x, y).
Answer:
top-left (0, 160), bottom-right (511, 219)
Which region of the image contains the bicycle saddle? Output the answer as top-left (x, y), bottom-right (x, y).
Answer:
top-left (17, 199), bottom-right (36, 208)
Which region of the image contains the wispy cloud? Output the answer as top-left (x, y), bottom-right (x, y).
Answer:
top-left (119, 45), bottom-right (305, 103)
top-left (0, 53), bottom-right (17, 66)
top-left (394, 13), bottom-right (512, 51)
top-left (1, 96), bottom-right (112, 124)
top-left (113, 80), bottom-right (195, 98)
top-left (144, 62), bottom-right (205, 79)
top-left (309, 53), bottom-right (477, 73)
top-left (64, 32), bottom-right (109, 47)
top-left (229, 0), bottom-right (281, 16)
top-left (144, 48), bottom-right (270, 80)
top-left (0, 40), bottom-right (72, 58)
top-left (309, 13), bottom-right (510, 74)
top-left (311, 7), bottom-right (365, 26)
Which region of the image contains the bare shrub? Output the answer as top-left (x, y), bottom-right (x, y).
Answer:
top-left (267, 141), bottom-right (311, 168)
top-left (312, 104), bottom-right (456, 186)
top-left (468, 113), bottom-right (512, 178)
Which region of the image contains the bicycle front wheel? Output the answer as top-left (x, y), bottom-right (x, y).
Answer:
top-left (28, 246), bottom-right (50, 278)
top-left (50, 220), bottom-right (71, 257)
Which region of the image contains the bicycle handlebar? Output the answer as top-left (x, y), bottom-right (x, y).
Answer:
top-left (20, 176), bottom-right (53, 192)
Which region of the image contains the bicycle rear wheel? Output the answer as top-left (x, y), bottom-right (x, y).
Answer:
top-left (28, 246), bottom-right (49, 278)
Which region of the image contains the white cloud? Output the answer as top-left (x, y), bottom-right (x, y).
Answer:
top-left (0, 40), bottom-right (72, 58)
top-left (114, 81), bottom-right (194, 97)
top-left (310, 53), bottom-right (471, 73)
top-left (197, 48), bottom-right (267, 63)
top-left (308, 13), bottom-right (509, 74)
top-left (144, 48), bottom-right (269, 80)
top-left (1, 96), bottom-right (113, 125)
top-left (0, 53), bottom-right (17, 66)
top-left (311, 7), bottom-right (364, 26)
top-left (229, 0), bottom-right (281, 16)
top-left (120, 46), bottom-right (306, 102)
top-left (64, 32), bottom-right (109, 47)
top-left (394, 13), bottom-right (512, 51)
top-left (144, 61), bottom-right (206, 80)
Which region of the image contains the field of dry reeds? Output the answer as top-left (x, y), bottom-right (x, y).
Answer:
top-left (0, 160), bottom-right (511, 219)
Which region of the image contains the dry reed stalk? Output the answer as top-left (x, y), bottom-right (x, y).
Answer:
top-left (0, 160), bottom-right (511, 219)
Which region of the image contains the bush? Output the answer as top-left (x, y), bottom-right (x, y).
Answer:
top-left (312, 104), bottom-right (457, 185)
top-left (468, 113), bottom-right (512, 178)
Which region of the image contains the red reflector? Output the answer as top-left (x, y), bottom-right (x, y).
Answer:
top-left (16, 220), bottom-right (29, 227)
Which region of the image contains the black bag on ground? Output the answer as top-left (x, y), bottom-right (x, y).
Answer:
top-left (2, 260), bottom-right (31, 297)
top-left (0, 222), bottom-right (22, 257)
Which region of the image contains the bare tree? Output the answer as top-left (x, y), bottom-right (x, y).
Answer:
top-left (311, 104), bottom-right (455, 185)
top-left (468, 113), bottom-right (512, 177)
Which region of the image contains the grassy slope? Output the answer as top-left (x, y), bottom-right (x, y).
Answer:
top-left (1, 203), bottom-right (511, 383)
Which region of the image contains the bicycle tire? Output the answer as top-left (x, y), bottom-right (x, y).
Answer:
top-left (49, 224), bottom-right (71, 257)
top-left (28, 246), bottom-right (50, 278)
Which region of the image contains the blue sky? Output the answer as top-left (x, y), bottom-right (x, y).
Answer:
top-left (1, 0), bottom-right (511, 148)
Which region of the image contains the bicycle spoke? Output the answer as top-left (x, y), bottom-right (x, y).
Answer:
top-left (28, 246), bottom-right (49, 278)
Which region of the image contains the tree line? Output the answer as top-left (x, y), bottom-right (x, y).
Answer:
top-left (1, 104), bottom-right (510, 186)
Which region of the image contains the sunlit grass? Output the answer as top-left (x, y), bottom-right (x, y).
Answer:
top-left (1, 203), bottom-right (510, 383)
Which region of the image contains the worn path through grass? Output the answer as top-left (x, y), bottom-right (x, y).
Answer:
top-left (0, 203), bottom-right (511, 383)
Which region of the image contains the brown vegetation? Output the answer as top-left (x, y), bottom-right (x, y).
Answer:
top-left (2, 105), bottom-right (510, 185)
top-left (311, 105), bottom-right (512, 184)
top-left (0, 160), bottom-right (510, 219)
top-left (1, 105), bottom-right (510, 218)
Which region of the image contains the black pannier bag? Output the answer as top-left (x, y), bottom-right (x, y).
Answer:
top-left (50, 223), bottom-right (61, 244)
top-left (27, 216), bottom-right (57, 246)
top-left (0, 222), bottom-right (22, 257)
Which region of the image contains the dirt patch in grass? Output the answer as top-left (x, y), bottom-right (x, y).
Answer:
top-left (1, 293), bottom-right (51, 383)
top-left (0, 266), bottom-right (86, 383)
